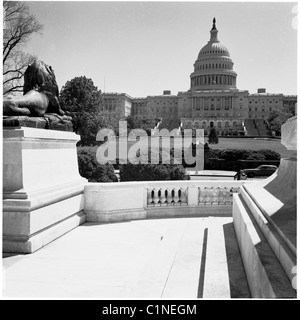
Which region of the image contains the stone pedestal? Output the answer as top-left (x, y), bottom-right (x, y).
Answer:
top-left (3, 127), bottom-right (87, 253)
top-left (233, 116), bottom-right (297, 298)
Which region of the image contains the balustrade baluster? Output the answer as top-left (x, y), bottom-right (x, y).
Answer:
top-left (173, 187), bottom-right (180, 205)
top-left (180, 187), bottom-right (188, 205)
top-left (153, 188), bottom-right (160, 206)
top-left (147, 188), bottom-right (154, 206)
top-left (217, 187), bottom-right (224, 204)
top-left (203, 187), bottom-right (209, 204)
top-left (198, 187), bottom-right (202, 204)
top-left (202, 187), bottom-right (206, 204)
top-left (178, 188), bottom-right (182, 204)
top-left (166, 188), bottom-right (172, 205)
top-left (171, 188), bottom-right (175, 205)
top-left (211, 187), bottom-right (218, 204)
top-left (158, 188), bottom-right (163, 205)
top-left (160, 188), bottom-right (167, 206)
top-left (224, 187), bottom-right (231, 204)
top-left (208, 187), bottom-right (214, 204)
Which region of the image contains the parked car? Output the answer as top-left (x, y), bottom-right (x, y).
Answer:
top-left (240, 165), bottom-right (278, 178)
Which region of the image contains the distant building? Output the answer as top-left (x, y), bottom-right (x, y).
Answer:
top-left (102, 18), bottom-right (297, 135)
top-left (101, 92), bottom-right (132, 117)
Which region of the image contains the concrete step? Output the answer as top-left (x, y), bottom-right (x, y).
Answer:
top-left (202, 217), bottom-right (231, 298)
top-left (132, 217), bottom-right (250, 298)
top-left (161, 218), bottom-right (207, 298)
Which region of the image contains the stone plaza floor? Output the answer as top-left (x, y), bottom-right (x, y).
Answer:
top-left (2, 216), bottom-right (250, 299)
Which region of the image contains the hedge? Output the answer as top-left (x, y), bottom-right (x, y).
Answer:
top-left (208, 148), bottom-right (280, 161)
top-left (119, 163), bottom-right (186, 181)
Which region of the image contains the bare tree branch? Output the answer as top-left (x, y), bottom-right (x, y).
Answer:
top-left (3, 1), bottom-right (43, 94)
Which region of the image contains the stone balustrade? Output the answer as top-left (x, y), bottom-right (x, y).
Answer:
top-left (146, 185), bottom-right (240, 207)
top-left (199, 186), bottom-right (240, 205)
top-left (84, 180), bottom-right (246, 222)
top-left (147, 187), bottom-right (188, 206)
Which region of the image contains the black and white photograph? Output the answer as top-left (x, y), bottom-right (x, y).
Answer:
top-left (1, 0), bottom-right (297, 302)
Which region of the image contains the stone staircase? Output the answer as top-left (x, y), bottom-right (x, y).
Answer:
top-left (244, 118), bottom-right (270, 137)
top-left (244, 119), bottom-right (259, 136)
top-left (254, 119), bottom-right (270, 136)
top-left (158, 118), bottom-right (181, 132)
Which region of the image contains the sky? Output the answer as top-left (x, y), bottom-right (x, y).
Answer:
top-left (21, 0), bottom-right (298, 97)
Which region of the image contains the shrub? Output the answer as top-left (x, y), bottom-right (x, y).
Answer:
top-left (208, 127), bottom-right (219, 144)
top-left (212, 148), bottom-right (280, 161)
top-left (77, 147), bottom-right (118, 182)
top-left (208, 148), bottom-right (222, 159)
top-left (119, 163), bottom-right (185, 181)
top-left (257, 149), bottom-right (280, 160)
top-left (219, 149), bottom-right (247, 161)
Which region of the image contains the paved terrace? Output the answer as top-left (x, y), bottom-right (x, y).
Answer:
top-left (3, 216), bottom-right (250, 298)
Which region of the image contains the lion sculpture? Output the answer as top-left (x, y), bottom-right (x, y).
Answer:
top-left (3, 60), bottom-right (64, 117)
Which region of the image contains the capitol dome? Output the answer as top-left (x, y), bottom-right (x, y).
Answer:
top-left (190, 18), bottom-right (237, 91)
top-left (198, 42), bottom-right (230, 58)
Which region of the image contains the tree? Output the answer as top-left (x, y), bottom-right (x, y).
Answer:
top-left (208, 127), bottom-right (219, 144)
top-left (267, 106), bottom-right (294, 135)
top-left (59, 76), bottom-right (102, 114)
top-left (3, 1), bottom-right (43, 95)
top-left (126, 114), bottom-right (158, 135)
top-left (59, 76), bottom-right (123, 145)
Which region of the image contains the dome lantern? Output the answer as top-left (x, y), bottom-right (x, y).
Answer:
top-left (210, 17), bottom-right (219, 42)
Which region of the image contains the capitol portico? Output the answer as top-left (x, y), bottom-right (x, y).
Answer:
top-left (103, 18), bottom-right (296, 136)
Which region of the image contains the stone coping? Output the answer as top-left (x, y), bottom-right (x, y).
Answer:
top-left (84, 180), bottom-right (247, 191)
top-left (3, 126), bottom-right (79, 140)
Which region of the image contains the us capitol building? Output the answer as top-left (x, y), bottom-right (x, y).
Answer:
top-left (102, 18), bottom-right (296, 136)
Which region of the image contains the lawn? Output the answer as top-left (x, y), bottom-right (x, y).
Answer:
top-left (205, 137), bottom-right (292, 158)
